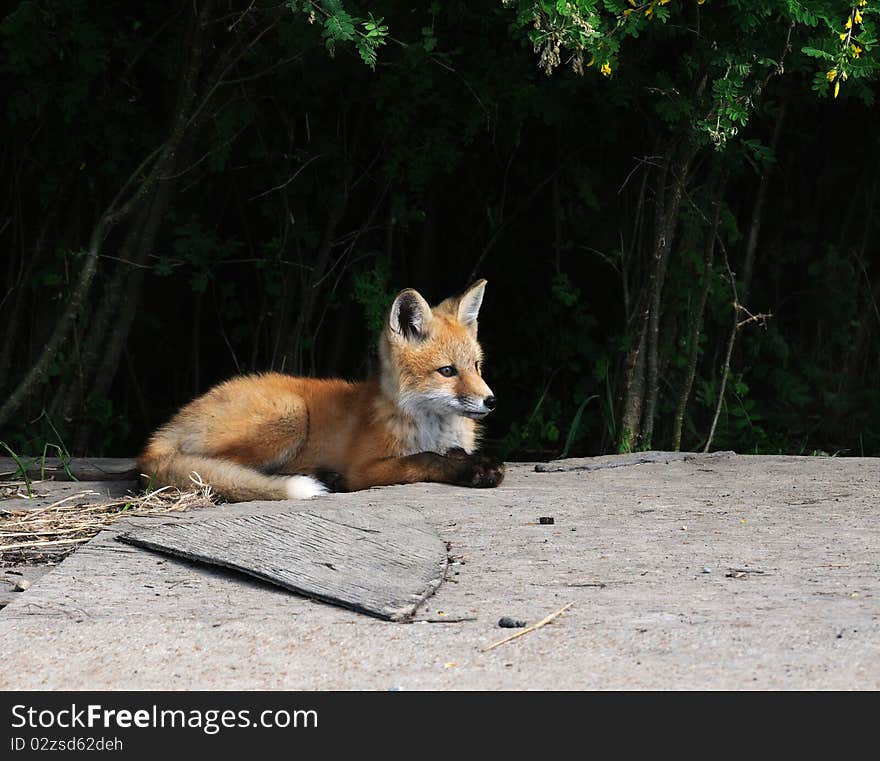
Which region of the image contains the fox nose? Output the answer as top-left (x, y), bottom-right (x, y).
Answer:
top-left (484, 395), bottom-right (497, 411)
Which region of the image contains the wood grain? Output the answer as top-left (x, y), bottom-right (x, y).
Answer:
top-left (118, 507), bottom-right (448, 621)
top-left (0, 457), bottom-right (139, 482)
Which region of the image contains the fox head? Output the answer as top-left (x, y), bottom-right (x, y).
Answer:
top-left (380, 280), bottom-right (496, 420)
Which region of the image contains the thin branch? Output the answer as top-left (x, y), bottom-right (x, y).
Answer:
top-left (468, 158), bottom-right (581, 281)
top-left (312, 182), bottom-right (390, 289)
top-left (735, 302), bottom-right (772, 329)
top-left (617, 154), bottom-right (663, 195)
top-left (227, 0), bottom-right (255, 31)
top-left (702, 241), bottom-right (771, 452)
top-left (249, 153), bottom-right (326, 201)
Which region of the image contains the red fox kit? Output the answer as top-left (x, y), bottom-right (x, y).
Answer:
top-left (139, 280), bottom-right (504, 501)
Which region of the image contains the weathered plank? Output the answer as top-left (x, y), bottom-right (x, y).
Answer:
top-left (0, 457), bottom-right (139, 482)
top-left (534, 450), bottom-right (735, 472)
top-left (118, 507), bottom-right (448, 621)
top-left (0, 480), bottom-right (139, 512)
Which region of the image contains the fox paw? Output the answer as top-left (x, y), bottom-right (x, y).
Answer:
top-left (458, 455), bottom-right (505, 488)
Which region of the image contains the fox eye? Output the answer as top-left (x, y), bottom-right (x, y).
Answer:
top-left (437, 365), bottom-right (457, 377)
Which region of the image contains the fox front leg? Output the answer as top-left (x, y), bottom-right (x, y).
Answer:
top-left (349, 451), bottom-right (505, 491)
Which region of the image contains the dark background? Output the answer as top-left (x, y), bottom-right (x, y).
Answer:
top-left (1, 1), bottom-right (878, 460)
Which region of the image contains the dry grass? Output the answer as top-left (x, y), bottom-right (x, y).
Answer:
top-left (0, 477), bottom-right (216, 566)
top-left (0, 481), bottom-right (32, 501)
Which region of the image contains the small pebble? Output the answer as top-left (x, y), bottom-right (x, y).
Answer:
top-left (13, 578), bottom-right (31, 591)
top-left (498, 617), bottom-right (527, 628)
top-left (702, 567), bottom-right (712, 574)
top-left (539, 516), bottom-right (555, 525)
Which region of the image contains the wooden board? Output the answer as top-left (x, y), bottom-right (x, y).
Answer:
top-left (117, 507), bottom-right (448, 621)
top-left (0, 480), bottom-right (139, 512)
top-left (0, 457), bottom-right (139, 482)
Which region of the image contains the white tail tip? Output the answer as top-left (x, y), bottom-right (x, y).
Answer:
top-left (285, 475), bottom-right (328, 500)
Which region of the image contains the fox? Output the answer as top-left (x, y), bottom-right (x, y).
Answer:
top-left (138, 279), bottom-right (505, 502)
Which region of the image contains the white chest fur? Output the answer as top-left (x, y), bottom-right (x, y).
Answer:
top-left (398, 411), bottom-right (475, 456)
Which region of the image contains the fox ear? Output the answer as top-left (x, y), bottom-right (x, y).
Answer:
top-left (457, 279), bottom-right (486, 333)
top-left (389, 288), bottom-right (432, 340)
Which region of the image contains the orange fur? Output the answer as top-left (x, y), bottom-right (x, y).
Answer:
top-left (139, 280), bottom-right (504, 501)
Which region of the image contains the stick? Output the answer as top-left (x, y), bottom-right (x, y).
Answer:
top-left (0, 537), bottom-right (92, 551)
top-left (483, 602), bottom-right (574, 652)
top-left (40, 491), bottom-right (102, 511)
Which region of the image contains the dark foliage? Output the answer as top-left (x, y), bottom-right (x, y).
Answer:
top-left (1, 1), bottom-right (878, 460)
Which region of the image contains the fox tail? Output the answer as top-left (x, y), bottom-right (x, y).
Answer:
top-left (138, 449), bottom-right (326, 503)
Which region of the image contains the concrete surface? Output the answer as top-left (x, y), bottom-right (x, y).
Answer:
top-left (0, 453), bottom-right (878, 690)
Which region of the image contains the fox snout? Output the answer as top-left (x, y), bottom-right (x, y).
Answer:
top-left (457, 388), bottom-right (497, 419)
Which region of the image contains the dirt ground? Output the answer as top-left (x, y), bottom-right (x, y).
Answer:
top-left (1, 453), bottom-right (878, 690)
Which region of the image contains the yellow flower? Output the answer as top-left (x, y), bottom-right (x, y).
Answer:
top-left (697, 0), bottom-right (706, 5)
top-left (834, 80), bottom-right (841, 98)
top-left (851, 44), bottom-right (862, 58)
top-left (623, 8), bottom-right (633, 15)
top-left (586, 55), bottom-right (595, 67)
top-left (854, 10), bottom-right (863, 24)
top-left (826, 69), bottom-right (837, 81)
top-left (645, 5), bottom-right (654, 17)
top-left (840, 32), bottom-right (848, 40)
top-left (600, 61), bottom-right (612, 77)
top-left (845, 18), bottom-right (852, 29)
